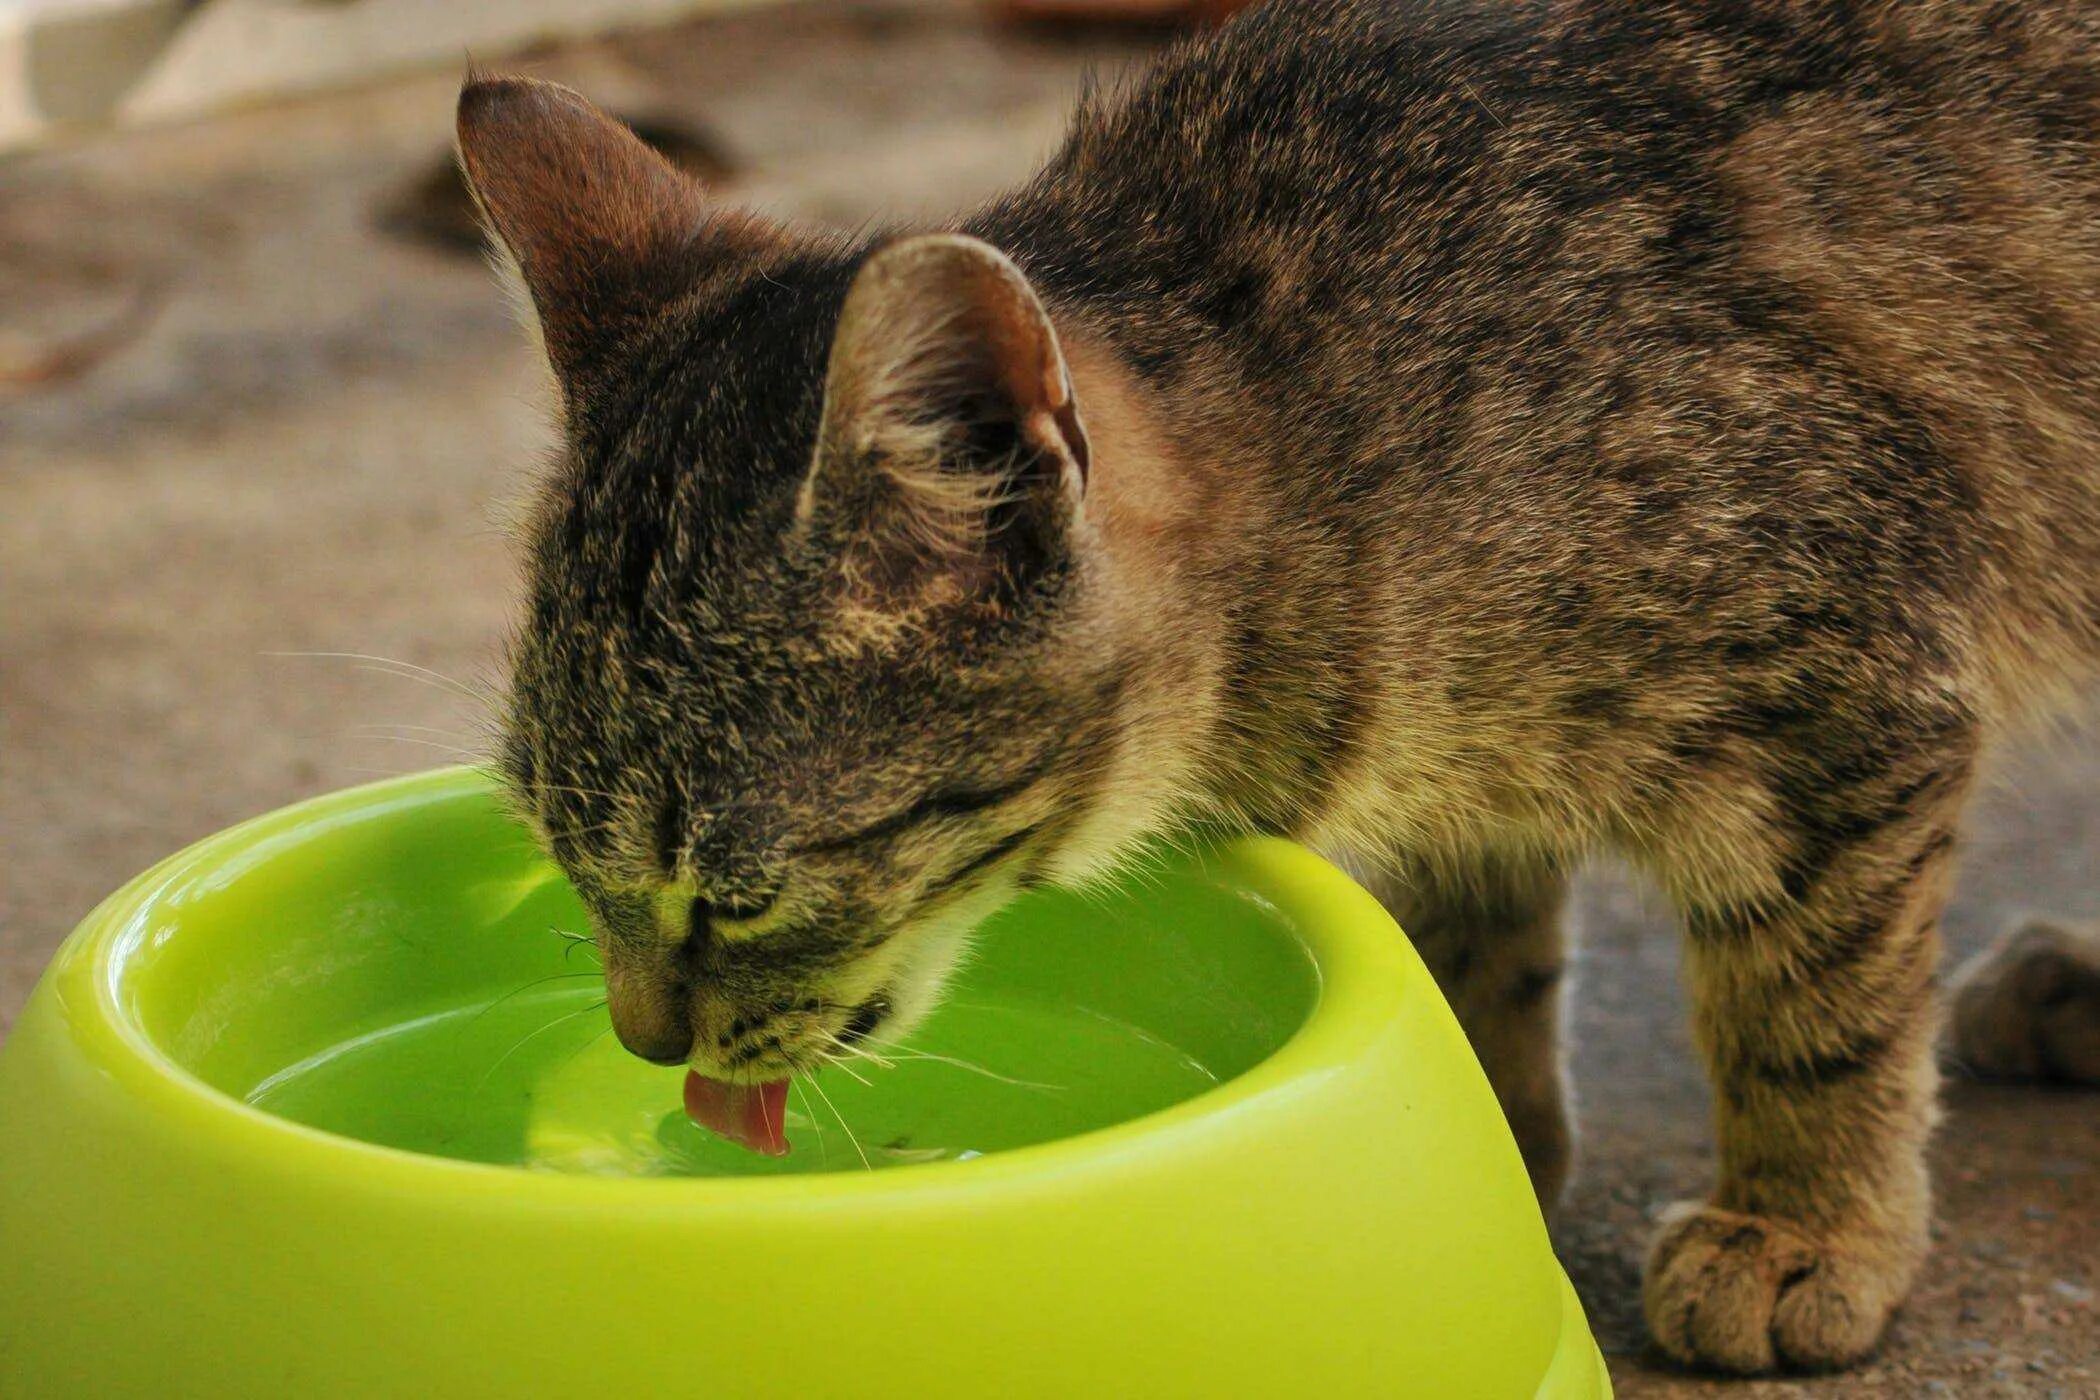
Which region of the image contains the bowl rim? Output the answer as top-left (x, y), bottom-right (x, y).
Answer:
top-left (53, 767), bottom-right (1417, 1206)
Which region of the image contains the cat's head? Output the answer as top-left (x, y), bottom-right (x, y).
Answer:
top-left (460, 77), bottom-right (1179, 1079)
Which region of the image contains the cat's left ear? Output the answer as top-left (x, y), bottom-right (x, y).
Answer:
top-left (455, 75), bottom-right (771, 393)
top-left (800, 233), bottom-right (1090, 609)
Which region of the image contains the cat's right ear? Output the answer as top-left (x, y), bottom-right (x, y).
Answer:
top-left (456, 76), bottom-right (744, 392)
top-left (798, 234), bottom-right (1090, 616)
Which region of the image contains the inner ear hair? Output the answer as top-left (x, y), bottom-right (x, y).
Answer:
top-left (809, 234), bottom-right (1090, 564)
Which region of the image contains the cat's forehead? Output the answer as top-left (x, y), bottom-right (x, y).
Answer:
top-left (511, 593), bottom-right (886, 792)
top-left (564, 256), bottom-right (843, 488)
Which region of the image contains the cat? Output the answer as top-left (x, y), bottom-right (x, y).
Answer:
top-left (461, 0), bottom-right (2100, 1374)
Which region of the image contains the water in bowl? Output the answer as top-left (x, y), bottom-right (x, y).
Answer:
top-left (247, 981), bottom-right (1220, 1177)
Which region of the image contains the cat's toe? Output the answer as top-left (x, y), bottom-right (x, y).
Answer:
top-left (1948, 919), bottom-right (2100, 1085)
top-left (1643, 1204), bottom-right (1908, 1374)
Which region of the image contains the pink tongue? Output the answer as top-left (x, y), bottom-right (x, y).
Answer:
top-left (683, 1072), bottom-right (791, 1157)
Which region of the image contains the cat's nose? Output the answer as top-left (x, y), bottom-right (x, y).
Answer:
top-left (609, 998), bottom-right (693, 1065)
top-left (604, 962), bottom-right (694, 1066)
top-left (614, 1018), bottom-right (693, 1066)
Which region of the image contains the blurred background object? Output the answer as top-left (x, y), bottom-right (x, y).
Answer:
top-left (0, 3), bottom-right (2093, 1394)
top-left (992, 0), bottom-right (1249, 25)
top-left (1, 0), bottom-right (765, 153)
top-left (0, 0), bottom-right (1246, 157)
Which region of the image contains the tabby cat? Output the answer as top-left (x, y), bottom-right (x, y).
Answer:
top-left (462, 0), bottom-right (2100, 1372)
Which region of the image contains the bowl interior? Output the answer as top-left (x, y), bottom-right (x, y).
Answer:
top-left (110, 775), bottom-right (1320, 1177)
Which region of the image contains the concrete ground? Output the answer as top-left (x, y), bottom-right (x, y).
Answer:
top-left (2, 2), bottom-right (2094, 1393)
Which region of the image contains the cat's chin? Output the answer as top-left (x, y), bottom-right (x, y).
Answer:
top-left (876, 896), bottom-right (1007, 1047)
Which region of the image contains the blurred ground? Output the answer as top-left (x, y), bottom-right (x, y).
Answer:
top-left (1, 2), bottom-right (2094, 1393)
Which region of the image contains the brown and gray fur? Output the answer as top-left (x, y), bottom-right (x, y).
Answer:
top-left (460, 0), bottom-right (2100, 1374)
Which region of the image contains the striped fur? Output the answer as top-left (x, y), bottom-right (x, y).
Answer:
top-left (465, 0), bottom-right (2100, 1373)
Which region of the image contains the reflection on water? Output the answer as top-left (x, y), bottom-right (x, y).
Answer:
top-left (248, 982), bottom-right (1218, 1178)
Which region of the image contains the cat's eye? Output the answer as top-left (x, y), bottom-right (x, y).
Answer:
top-left (695, 884), bottom-right (788, 942)
top-left (708, 892), bottom-right (777, 926)
top-left (654, 884), bottom-right (781, 943)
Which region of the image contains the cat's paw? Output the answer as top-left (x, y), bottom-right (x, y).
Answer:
top-left (1947, 919), bottom-right (2100, 1085)
top-left (1643, 1204), bottom-right (1909, 1374)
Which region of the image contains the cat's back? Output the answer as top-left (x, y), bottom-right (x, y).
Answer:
top-left (984, 0), bottom-right (2100, 698)
top-left (998, 0), bottom-right (2100, 338)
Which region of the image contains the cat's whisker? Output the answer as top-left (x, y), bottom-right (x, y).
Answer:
top-left (790, 1080), bottom-right (829, 1167)
top-left (349, 724), bottom-right (488, 757)
top-left (803, 1072), bottom-right (870, 1172)
top-left (939, 998), bottom-right (1027, 1016)
top-left (335, 763), bottom-right (458, 782)
top-left (353, 732), bottom-right (488, 762)
top-left (353, 721), bottom-right (484, 742)
top-left (880, 1050), bottom-right (1062, 1093)
top-left (816, 1052), bottom-right (872, 1089)
top-left (820, 1033), bottom-right (896, 1073)
top-left (475, 998), bottom-right (607, 1089)
top-left (265, 650), bottom-right (492, 705)
top-left (468, 969), bottom-right (605, 1025)
top-left (547, 1021), bottom-right (614, 1078)
top-left (846, 1046), bottom-right (898, 1074)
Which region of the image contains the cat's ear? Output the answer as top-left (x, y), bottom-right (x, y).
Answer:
top-left (800, 233), bottom-right (1090, 610)
top-left (455, 75), bottom-right (754, 389)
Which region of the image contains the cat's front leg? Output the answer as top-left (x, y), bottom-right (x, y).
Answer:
top-left (1646, 759), bottom-right (1969, 1373)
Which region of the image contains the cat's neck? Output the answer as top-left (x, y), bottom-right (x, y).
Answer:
top-left (1063, 334), bottom-right (1225, 568)
top-left (1061, 329), bottom-right (1354, 839)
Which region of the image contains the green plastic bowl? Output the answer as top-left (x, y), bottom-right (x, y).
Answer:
top-left (0, 769), bottom-right (1608, 1397)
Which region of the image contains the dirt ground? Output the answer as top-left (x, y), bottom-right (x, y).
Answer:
top-left (2, 2), bottom-right (2094, 1393)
